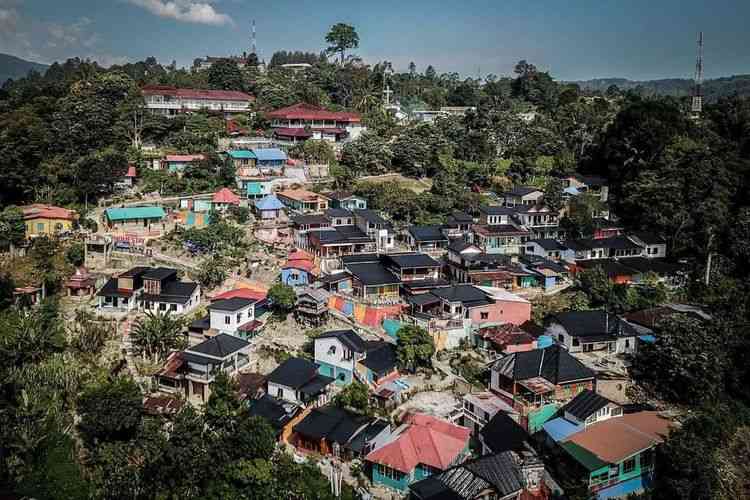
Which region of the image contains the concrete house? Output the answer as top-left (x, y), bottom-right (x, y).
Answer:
top-left (490, 345), bottom-right (596, 432)
top-left (326, 191), bottom-right (367, 210)
top-left (313, 329), bottom-right (398, 387)
top-left (406, 225), bottom-right (450, 255)
top-left (140, 267), bottom-right (200, 315)
top-left (366, 413), bottom-right (471, 493)
top-left (21, 204), bottom-right (77, 238)
top-left (500, 186), bottom-right (545, 207)
top-left (546, 310), bottom-right (640, 355)
top-left (266, 357), bottom-right (334, 407)
top-left (205, 297), bottom-right (263, 339)
top-left (155, 334), bottom-right (251, 405)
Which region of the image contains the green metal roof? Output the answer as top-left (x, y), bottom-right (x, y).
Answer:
top-left (105, 206), bottom-right (166, 222)
top-left (227, 150), bottom-right (257, 160)
top-left (561, 441), bottom-right (610, 471)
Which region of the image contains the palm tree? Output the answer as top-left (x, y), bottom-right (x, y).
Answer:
top-left (130, 311), bottom-right (186, 363)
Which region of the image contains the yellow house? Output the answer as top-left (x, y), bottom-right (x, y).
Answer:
top-left (21, 204), bottom-right (77, 237)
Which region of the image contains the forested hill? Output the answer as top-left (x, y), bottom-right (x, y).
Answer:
top-left (0, 53), bottom-right (49, 84)
top-left (572, 74), bottom-right (750, 101)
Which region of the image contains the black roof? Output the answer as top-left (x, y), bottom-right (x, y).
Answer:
top-left (597, 235), bottom-right (643, 250)
top-left (410, 452), bottom-right (524, 500)
top-left (353, 209), bottom-right (389, 226)
top-left (573, 174), bottom-right (607, 187)
top-left (208, 297), bottom-right (256, 311)
top-left (361, 342), bottom-right (398, 375)
top-left (313, 227), bottom-right (372, 244)
top-left (448, 210), bottom-right (473, 223)
top-left (409, 225), bottom-right (448, 242)
top-left (505, 185), bottom-right (543, 197)
top-left (346, 262), bottom-right (400, 286)
top-left (341, 254), bottom-right (380, 265)
top-left (316, 329), bottom-right (367, 352)
top-left (143, 281), bottom-right (198, 304)
top-left (292, 405), bottom-right (372, 445)
top-left (618, 257), bottom-right (683, 276)
top-left (384, 253), bottom-right (441, 269)
top-left (326, 190), bottom-right (360, 201)
top-left (630, 232), bottom-right (665, 245)
top-left (561, 389), bottom-right (616, 421)
top-left (551, 310), bottom-right (639, 339)
top-left (299, 373), bottom-right (335, 396)
top-left (291, 214), bottom-right (330, 226)
top-left (407, 293), bottom-right (442, 307)
top-left (347, 420), bottom-right (389, 455)
top-left (430, 285), bottom-right (491, 307)
top-left (187, 333), bottom-right (249, 359)
top-left (493, 344), bottom-right (595, 385)
top-left (267, 357), bottom-right (319, 388)
top-left (142, 267), bottom-right (178, 281)
top-left (576, 259), bottom-right (638, 278)
top-left (480, 413), bottom-right (529, 454)
top-left (325, 208), bottom-right (353, 218)
top-left (247, 394), bottom-right (299, 433)
top-left (480, 205), bottom-right (516, 216)
top-left (448, 240), bottom-right (478, 253)
top-left (120, 266), bottom-right (150, 278)
top-left (528, 239), bottom-right (568, 251)
top-left (189, 315), bottom-right (211, 331)
top-left (402, 278), bottom-right (451, 291)
top-left (97, 277), bottom-right (133, 298)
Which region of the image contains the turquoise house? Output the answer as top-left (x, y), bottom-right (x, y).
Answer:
top-left (104, 206), bottom-right (166, 229)
top-left (227, 150), bottom-right (257, 169)
top-left (555, 411), bottom-right (672, 499)
top-left (366, 413), bottom-right (472, 492)
top-left (244, 179), bottom-right (273, 200)
top-left (252, 148), bottom-right (287, 170)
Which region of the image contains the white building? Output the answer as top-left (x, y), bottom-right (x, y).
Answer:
top-left (142, 85), bottom-right (254, 117)
top-left (207, 297), bottom-right (259, 336)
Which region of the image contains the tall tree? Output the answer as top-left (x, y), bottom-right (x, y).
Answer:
top-left (130, 310), bottom-right (186, 363)
top-left (325, 23), bottom-right (360, 65)
top-left (207, 59), bottom-right (244, 91)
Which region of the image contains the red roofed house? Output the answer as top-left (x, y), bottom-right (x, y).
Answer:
top-left (366, 413), bottom-right (471, 492)
top-left (281, 249), bottom-right (316, 286)
top-left (266, 103), bottom-right (364, 143)
top-left (21, 204), bottom-right (77, 238)
top-left (65, 266), bottom-right (97, 297)
top-left (142, 85), bottom-right (254, 117)
top-left (116, 164), bottom-right (137, 189)
top-left (212, 188), bottom-right (241, 212)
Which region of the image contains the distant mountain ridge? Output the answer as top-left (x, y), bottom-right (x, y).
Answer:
top-left (570, 75), bottom-right (750, 101)
top-left (0, 53), bottom-right (49, 84)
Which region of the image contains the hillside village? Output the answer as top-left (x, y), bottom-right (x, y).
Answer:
top-left (1, 15), bottom-right (750, 500)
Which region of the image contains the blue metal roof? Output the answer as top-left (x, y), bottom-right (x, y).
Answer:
top-left (252, 148), bottom-right (287, 162)
top-left (543, 417), bottom-right (583, 442)
top-left (638, 334), bottom-right (657, 343)
top-left (255, 195), bottom-right (285, 211)
top-left (227, 150), bottom-right (257, 159)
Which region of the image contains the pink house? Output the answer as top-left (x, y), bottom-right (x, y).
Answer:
top-left (469, 286), bottom-right (531, 326)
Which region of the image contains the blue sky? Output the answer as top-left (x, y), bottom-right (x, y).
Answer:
top-left (1, 0), bottom-right (748, 80)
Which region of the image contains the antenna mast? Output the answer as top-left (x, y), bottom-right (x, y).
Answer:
top-left (691, 31), bottom-right (704, 118)
top-left (251, 19), bottom-right (257, 56)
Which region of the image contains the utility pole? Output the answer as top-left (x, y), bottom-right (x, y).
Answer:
top-left (691, 31), bottom-right (704, 119)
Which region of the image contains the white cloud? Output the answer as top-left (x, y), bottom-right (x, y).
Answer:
top-left (126, 0), bottom-right (232, 26)
top-left (0, 3), bottom-right (129, 68)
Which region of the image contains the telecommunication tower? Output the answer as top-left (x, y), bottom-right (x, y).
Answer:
top-left (691, 31), bottom-right (704, 118)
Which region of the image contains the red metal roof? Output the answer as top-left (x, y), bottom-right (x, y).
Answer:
top-left (125, 165), bottom-right (137, 177)
top-left (212, 187), bottom-right (241, 205)
top-left (142, 85), bottom-right (253, 102)
top-left (238, 320), bottom-right (263, 332)
top-left (365, 413), bottom-right (471, 474)
top-left (273, 127), bottom-right (313, 138)
top-left (284, 249), bottom-right (315, 273)
top-left (21, 204), bottom-right (76, 221)
top-left (266, 103), bottom-right (361, 123)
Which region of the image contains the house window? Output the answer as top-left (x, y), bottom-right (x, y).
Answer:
top-left (622, 457), bottom-right (636, 475)
top-left (572, 338), bottom-right (580, 347)
top-left (159, 303), bottom-right (166, 311)
top-left (169, 304), bottom-right (177, 312)
top-left (328, 345), bottom-right (337, 356)
top-left (277, 387), bottom-right (283, 398)
top-left (558, 334), bottom-right (565, 342)
top-left (236, 312), bottom-right (243, 323)
top-left (225, 315), bottom-right (231, 325)
top-left (480, 312), bottom-right (489, 320)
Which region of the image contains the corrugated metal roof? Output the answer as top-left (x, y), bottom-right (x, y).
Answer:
top-left (252, 148), bottom-right (288, 162)
top-left (227, 150), bottom-right (257, 159)
top-left (105, 206), bottom-right (165, 221)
